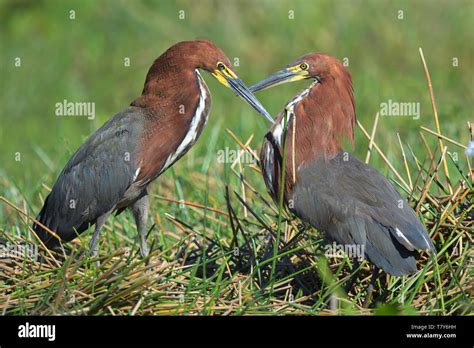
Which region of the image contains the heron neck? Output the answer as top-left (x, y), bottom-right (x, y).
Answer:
top-left (291, 78), bottom-right (355, 162)
top-left (133, 68), bottom-right (211, 184)
top-left (131, 67), bottom-right (202, 117)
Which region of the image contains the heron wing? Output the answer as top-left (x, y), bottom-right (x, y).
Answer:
top-left (292, 152), bottom-right (435, 275)
top-left (33, 106), bottom-right (146, 247)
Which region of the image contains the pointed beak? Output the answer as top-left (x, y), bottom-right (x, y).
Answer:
top-left (250, 69), bottom-right (308, 93)
top-left (226, 76), bottom-right (274, 123)
top-left (211, 69), bottom-right (273, 123)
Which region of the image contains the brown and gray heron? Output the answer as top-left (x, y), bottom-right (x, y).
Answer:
top-left (250, 53), bottom-right (436, 277)
top-left (33, 39), bottom-right (272, 258)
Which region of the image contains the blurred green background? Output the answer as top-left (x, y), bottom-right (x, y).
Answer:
top-left (0, 0), bottom-right (472, 212)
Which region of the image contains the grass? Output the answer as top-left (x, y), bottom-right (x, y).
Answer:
top-left (0, 0), bottom-right (472, 315)
top-left (0, 100), bottom-right (471, 315)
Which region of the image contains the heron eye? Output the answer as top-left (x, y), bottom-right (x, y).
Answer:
top-left (300, 63), bottom-right (309, 71)
top-left (217, 62), bottom-right (226, 71)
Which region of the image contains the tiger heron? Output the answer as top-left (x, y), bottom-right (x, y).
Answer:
top-left (33, 39), bottom-right (272, 258)
top-left (250, 53), bottom-right (436, 278)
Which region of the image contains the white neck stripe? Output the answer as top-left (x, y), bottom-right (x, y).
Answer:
top-left (160, 69), bottom-right (209, 173)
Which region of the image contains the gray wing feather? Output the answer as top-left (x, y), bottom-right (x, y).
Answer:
top-left (293, 152), bottom-right (435, 275)
top-left (33, 107), bottom-right (145, 247)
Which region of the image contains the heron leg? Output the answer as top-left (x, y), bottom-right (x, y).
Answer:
top-left (363, 267), bottom-right (379, 308)
top-left (89, 210), bottom-right (112, 259)
top-left (131, 192), bottom-right (149, 258)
